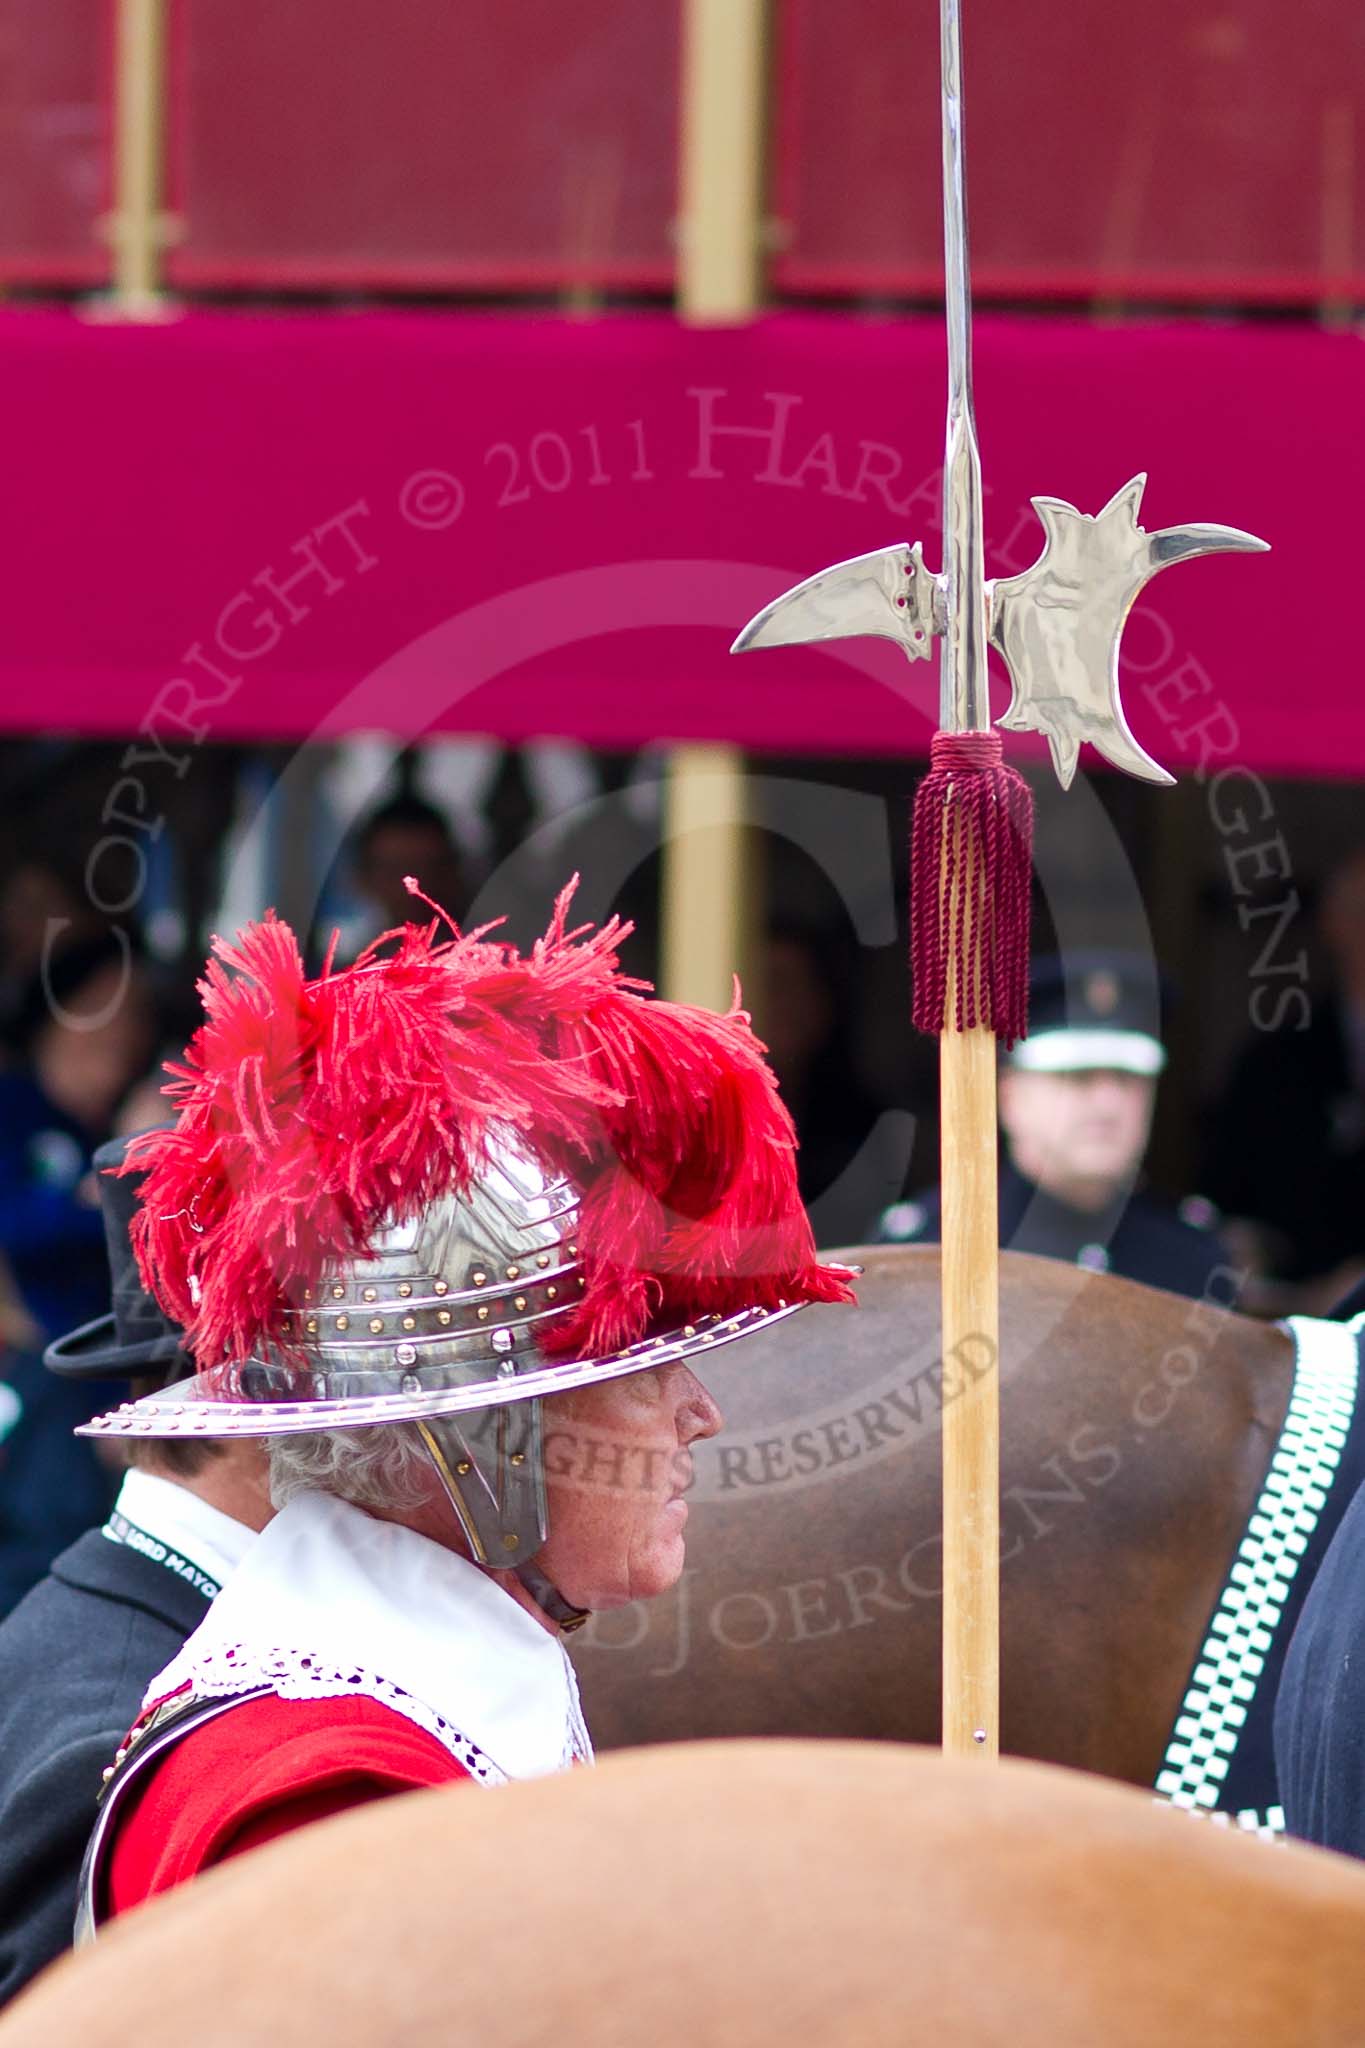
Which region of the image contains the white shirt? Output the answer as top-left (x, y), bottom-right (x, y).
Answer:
top-left (102, 1467), bottom-right (256, 1600)
top-left (143, 1491), bottom-right (592, 1784)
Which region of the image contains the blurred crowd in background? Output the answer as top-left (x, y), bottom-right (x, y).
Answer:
top-left (1, 729), bottom-right (1363, 1617)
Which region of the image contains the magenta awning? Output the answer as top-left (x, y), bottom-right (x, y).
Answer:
top-left (0, 307), bottom-right (1355, 777)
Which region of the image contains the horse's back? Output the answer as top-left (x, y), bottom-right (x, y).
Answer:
top-left (4, 1740), bottom-right (1361, 2047)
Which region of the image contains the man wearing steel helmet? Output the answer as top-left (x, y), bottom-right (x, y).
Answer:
top-left (78, 884), bottom-right (851, 1929)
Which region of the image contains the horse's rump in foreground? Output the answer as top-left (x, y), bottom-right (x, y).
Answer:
top-left (3, 1741), bottom-right (1361, 2047)
top-left (577, 1247), bottom-right (1307, 1794)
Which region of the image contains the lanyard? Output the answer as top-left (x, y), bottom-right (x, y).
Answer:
top-left (103, 1508), bottom-right (222, 1602)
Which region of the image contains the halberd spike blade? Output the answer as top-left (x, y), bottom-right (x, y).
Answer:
top-left (732, 543), bottom-right (941, 665)
top-left (989, 483), bottom-right (1267, 788)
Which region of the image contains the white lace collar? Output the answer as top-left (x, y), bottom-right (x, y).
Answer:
top-left (144, 1492), bottom-right (592, 1783)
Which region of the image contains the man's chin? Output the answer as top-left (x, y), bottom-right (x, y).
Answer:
top-left (629, 1532), bottom-right (689, 1605)
top-left (566, 1535), bottom-right (688, 1613)
top-left (1049, 1170), bottom-right (1126, 1213)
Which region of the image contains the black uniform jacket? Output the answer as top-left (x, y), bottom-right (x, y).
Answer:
top-left (0, 1529), bottom-right (211, 2004)
top-left (878, 1162), bottom-right (1237, 1303)
top-left (1275, 1323), bottom-right (1365, 1858)
top-left (1204, 997), bottom-right (1365, 1284)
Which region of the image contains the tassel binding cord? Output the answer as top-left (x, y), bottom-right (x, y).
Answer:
top-left (909, 731), bottom-right (1034, 1045)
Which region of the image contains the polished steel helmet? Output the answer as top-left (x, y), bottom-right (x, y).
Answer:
top-left (75, 895), bottom-right (853, 1617)
top-left (79, 1134), bottom-right (818, 1592)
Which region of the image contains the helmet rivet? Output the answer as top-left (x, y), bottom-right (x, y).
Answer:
top-left (331, 1284), bottom-right (345, 1300)
top-left (398, 1283), bottom-right (412, 1299)
top-left (456, 1460), bottom-right (472, 1476)
top-left (472, 1270), bottom-right (488, 1287)
top-left (683, 1324), bottom-right (697, 1338)
top-left (306, 1318), bottom-right (318, 1335)
top-left (438, 1309), bottom-right (452, 1326)
top-left (303, 1287), bottom-right (313, 1302)
top-left (492, 1329), bottom-right (513, 1353)
top-left (513, 1295), bottom-right (527, 1312)
top-left (336, 1315), bottom-right (350, 1332)
top-left (396, 1344), bottom-right (418, 1368)
top-left (477, 1306), bottom-right (490, 1322)
top-left (369, 1317), bottom-right (384, 1334)
top-left (402, 1315), bottom-right (417, 1331)
top-left (506, 1264), bottom-right (520, 1281)
top-left (434, 1280), bottom-right (449, 1296)
top-left (578, 1275), bottom-right (587, 1289)
top-left (536, 1253), bottom-right (550, 1269)
top-left (510, 1452), bottom-right (525, 1466)
top-left (362, 1287), bottom-right (377, 1303)
top-left (568, 1242), bottom-right (579, 1256)
top-left (400, 1373), bottom-right (420, 1395)
top-left (502, 1534), bottom-right (519, 1550)
top-left (546, 1286), bottom-right (557, 1301)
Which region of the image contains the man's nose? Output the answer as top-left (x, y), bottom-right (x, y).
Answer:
top-left (678, 1369), bottom-right (723, 1443)
top-left (1082, 1070), bottom-right (1129, 1103)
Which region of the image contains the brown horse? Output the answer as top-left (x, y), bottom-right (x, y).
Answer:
top-left (574, 1246), bottom-right (1300, 1791)
top-left (5, 1741), bottom-right (1362, 2046)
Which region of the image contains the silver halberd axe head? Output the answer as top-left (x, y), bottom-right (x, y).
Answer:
top-left (733, 473), bottom-right (1268, 790)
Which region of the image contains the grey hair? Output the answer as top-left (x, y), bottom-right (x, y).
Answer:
top-left (267, 1423), bottom-right (435, 1512)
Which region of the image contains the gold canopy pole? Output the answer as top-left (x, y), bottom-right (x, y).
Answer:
top-left (97, 0), bottom-right (176, 319)
top-left (662, 0), bottom-right (769, 1008)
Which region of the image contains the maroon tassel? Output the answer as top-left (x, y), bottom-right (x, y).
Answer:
top-left (910, 730), bottom-right (1033, 1045)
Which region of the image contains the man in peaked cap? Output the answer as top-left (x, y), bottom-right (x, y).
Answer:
top-left (0, 1137), bottom-right (272, 2006)
top-left (76, 884), bottom-right (851, 1933)
top-left (879, 951), bottom-right (1238, 1303)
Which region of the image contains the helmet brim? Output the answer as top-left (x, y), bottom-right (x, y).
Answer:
top-left (75, 1287), bottom-right (849, 1441)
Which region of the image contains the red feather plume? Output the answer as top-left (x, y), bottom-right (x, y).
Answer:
top-left (123, 881), bottom-right (853, 1380)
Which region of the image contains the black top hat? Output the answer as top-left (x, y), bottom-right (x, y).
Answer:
top-left (1005, 951), bottom-right (1168, 1077)
top-left (44, 1132), bottom-right (194, 1384)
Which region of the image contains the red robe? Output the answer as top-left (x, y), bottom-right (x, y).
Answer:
top-left (107, 1692), bottom-right (471, 1913)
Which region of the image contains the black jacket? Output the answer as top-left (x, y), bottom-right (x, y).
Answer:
top-left (1275, 1327), bottom-right (1365, 1858)
top-left (1203, 997), bottom-right (1365, 1283)
top-left (0, 1528), bottom-right (210, 2004)
top-left (0, 1353), bottom-right (120, 1620)
top-left (878, 1162), bottom-right (1238, 1303)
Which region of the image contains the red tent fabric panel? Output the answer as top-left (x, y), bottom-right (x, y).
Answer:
top-left (163, 0), bottom-right (679, 292)
top-left (0, 0), bottom-right (107, 284)
top-left (0, 307), bottom-right (1356, 778)
top-left (774, 0), bottom-right (1365, 304)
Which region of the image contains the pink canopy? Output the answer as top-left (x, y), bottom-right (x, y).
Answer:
top-left (0, 307), bottom-right (1352, 777)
